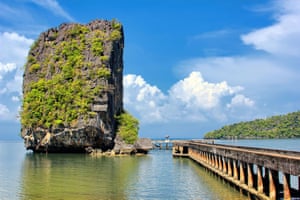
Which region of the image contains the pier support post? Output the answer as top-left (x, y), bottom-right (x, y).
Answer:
top-left (269, 169), bottom-right (277, 200)
top-left (240, 162), bottom-right (245, 184)
top-left (212, 154), bottom-right (215, 167)
top-left (247, 163), bottom-right (253, 188)
top-left (228, 159), bottom-right (232, 177)
top-left (223, 158), bottom-right (227, 174)
top-left (283, 173), bottom-right (291, 200)
top-left (215, 155), bottom-right (219, 169)
top-left (257, 166), bottom-right (264, 194)
top-left (206, 152), bottom-right (209, 163)
top-left (219, 156), bottom-right (223, 171)
top-left (233, 160), bottom-right (238, 180)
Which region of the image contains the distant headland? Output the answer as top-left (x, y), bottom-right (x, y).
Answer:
top-left (204, 111), bottom-right (300, 139)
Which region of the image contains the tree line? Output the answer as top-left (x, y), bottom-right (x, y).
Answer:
top-left (204, 111), bottom-right (300, 139)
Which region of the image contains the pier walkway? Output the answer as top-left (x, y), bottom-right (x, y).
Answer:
top-left (173, 140), bottom-right (300, 200)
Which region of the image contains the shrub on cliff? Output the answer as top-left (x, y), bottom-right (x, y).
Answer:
top-left (116, 111), bottom-right (139, 144)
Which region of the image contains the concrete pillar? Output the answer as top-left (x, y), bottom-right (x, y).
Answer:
top-left (283, 173), bottom-right (291, 200)
top-left (257, 165), bottom-right (264, 194)
top-left (207, 153), bottom-right (210, 163)
top-left (215, 155), bottom-right (219, 169)
top-left (247, 163), bottom-right (253, 188)
top-left (212, 154), bottom-right (215, 167)
top-left (240, 162), bottom-right (245, 184)
top-left (179, 146), bottom-right (183, 154)
top-left (218, 156), bottom-right (222, 171)
top-left (228, 159), bottom-right (232, 177)
top-left (268, 169), bottom-right (277, 200)
top-left (233, 160), bottom-right (238, 180)
top-left (223, 158), bottom-right (227, 174)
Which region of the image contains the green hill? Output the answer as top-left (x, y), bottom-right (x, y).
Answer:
top-left (204, 111), bottom-right (300, 139)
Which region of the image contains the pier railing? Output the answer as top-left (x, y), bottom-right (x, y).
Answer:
top-left (173, 140), bottom-right (300, 200)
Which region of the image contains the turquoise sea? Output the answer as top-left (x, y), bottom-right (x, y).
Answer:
top-left (0, 139), bottom-right (299, 200)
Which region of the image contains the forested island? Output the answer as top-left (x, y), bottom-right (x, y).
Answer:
top-left (204, 111), bottom-right (300, 139)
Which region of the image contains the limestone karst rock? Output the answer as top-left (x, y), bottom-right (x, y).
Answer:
top-left (21, 20), bottom-right (124, 152)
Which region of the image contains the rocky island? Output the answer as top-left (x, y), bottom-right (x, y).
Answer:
top-left (20, 20), bottom-right (152, 154)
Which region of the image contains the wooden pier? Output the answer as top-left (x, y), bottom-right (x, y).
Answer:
top-left (173, 140), bottom-right (300, 200)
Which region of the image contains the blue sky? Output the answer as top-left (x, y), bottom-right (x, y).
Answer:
top-left (0, 0), bottom-right (300, 140)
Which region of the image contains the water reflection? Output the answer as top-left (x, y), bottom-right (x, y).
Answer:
top-left (20, 153), bottom-right (139, 200)
top-left (18, 149), bottom-right (249, 199)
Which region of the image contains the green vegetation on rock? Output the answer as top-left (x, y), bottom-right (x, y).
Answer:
top-left (204, 111), bottom-right (300, 139)
top-left (116, 111), bottom-right (139, 144)
top-left (21, 21), bottom-right (122, 130)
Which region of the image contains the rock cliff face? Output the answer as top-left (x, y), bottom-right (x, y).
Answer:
top-left (21, 20), bottom-right (124, 152)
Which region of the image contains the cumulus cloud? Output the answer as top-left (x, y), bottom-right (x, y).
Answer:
top-left (0, 32), bottom-right (32, 122)
top-left (0, 32), bottom-right (33, 65)
top-left (124, 72), bottom-right (254, 124)
top-left (174, 0), bottom-right (300, 123)
top-left (227, 94), bottom-right (254, 108)
top-left (241, 0), bottom-right (300, 57)
top-left (124, 74), bottom-right (166, 123)
top-left (0, 63), bottom-right (16, 80)
top-left (169, 72), bottom-right (243, 110)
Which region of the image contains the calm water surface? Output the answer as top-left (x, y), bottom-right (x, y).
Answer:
top-left (0, 139), bottom-right (299, 200)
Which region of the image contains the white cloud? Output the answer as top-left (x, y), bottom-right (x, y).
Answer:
top-left (174, 0), bottom-right (300, 124)
top-left (169, 71), bottom-right (243, 110)
top-left (0, 32), bottom-right (33, 65)
top-left (0, 32), bottom-right (33, 122)
top-left (0, 32), bottom-right (32, 96)
top-left (124, 74), bottom-right (166, 123)
top-left (176, 56), bottom-right (299, 92)
top-left (124, 72), bottom-right (254, 124)
top-left (227, 94), bottom-right (254, 108)
top-left (5, 74), bottom-right (23, 94)
top-left (0, 104), bottom-right (10, 120)
top-left (11, 96), bottom-right (19, 102)
top-left (29, 0), bottom-right (74, 21)
top-left (241, 0), bottom-right (300, 57)
top-left (0, 62), bottom-right (16, 80)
